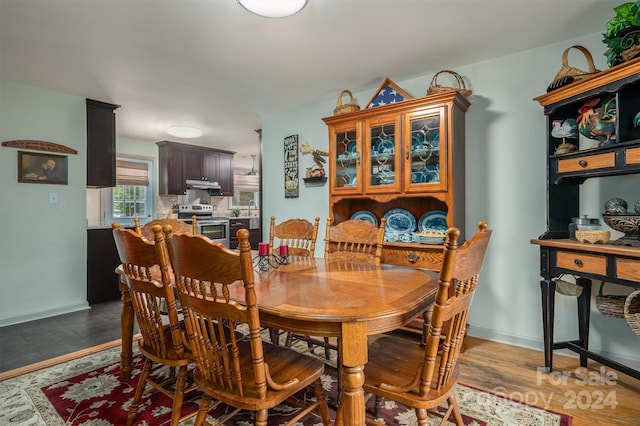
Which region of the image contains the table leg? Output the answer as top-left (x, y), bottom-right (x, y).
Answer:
top-left (337, 322), bottom-right (367, 426)
top-left (119, 277), bottom-right (134, 382)
top-left (576, 277), bottom-right (591, 367)
top-left (540, 278), bottom-right (555, 372)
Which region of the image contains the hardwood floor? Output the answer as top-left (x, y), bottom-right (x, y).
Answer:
top-left (1, 303), bottom-right (638, 425)
top-left (457, 335), bottom-right (640, 426)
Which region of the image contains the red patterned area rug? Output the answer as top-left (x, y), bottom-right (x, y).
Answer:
top-left (0, 344), bottom-right (572, 425)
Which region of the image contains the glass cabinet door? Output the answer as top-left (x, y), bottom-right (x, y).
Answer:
top-left (404, 107), bottom-right (446, 193)
top-left (330, 122), bottom-right (362, 194)
top-left (364, 114), bottom-right (401, 193)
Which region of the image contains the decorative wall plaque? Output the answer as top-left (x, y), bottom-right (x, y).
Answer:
top-left (284, 134), bottom-right (299, 198)
top-left (2, 140), bottom-right (78, 154)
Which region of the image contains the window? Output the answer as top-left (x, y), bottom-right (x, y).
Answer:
top-left (112, 185), bottom-right (148, 218)
top-left (104, 158), bottom-right (154, 224)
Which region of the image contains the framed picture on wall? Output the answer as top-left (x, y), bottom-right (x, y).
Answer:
top-left (18, 151), bottom-right (68, 185)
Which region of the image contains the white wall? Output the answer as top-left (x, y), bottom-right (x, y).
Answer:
top-left (0, 80), bottom-right (89, 325)
top-left (260, 32), bottom-right (640, 367)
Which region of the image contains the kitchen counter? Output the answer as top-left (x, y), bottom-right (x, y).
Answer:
top-left (88, 223), bottom-right (135, 230)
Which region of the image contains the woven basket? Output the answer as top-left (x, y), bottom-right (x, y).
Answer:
top-left (546, 45), bottom-right (600, 92)
top-left (624, 290), bottom-right (640, 336)
top-left (596, 282), bottom-right (628, 318)
top-left (333, 89), bottom-right (360, 115)
top-left (426, 70), bottom-right (472, 99)
top-left (554, 275), bottom-right (582, 296)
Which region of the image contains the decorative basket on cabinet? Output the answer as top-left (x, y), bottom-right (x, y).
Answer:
top-left (426, 70), bottom-right (472, 98)
top-left (333, 89), bottom-right (360, 115)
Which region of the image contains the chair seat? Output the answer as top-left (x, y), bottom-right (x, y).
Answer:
top-left (363, 334), bottom-right (459, 409)
top-left (193, 340), bottom-right (326, 411)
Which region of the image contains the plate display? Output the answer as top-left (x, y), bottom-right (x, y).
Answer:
top-left (350, 210), bottom-right (378, 225)
top-left (418, 210), bottom-right (448, 232)
top-left (383, 208), bottom-right (417, 234)
top-left (347, 141), bottom-right (357, 154)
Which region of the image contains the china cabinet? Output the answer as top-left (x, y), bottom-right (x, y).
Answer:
top-left (323, 89), bottom-right (470, 270)
top-left (532, 57), bottom-right (640, 380)
top-left (157, 141), bottom-right (235, 195)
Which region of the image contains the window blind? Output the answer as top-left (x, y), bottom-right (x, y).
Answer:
top-left (116, 159), bottom-right (149, 186)
top-left (234, 169), bottom-right (259, 192)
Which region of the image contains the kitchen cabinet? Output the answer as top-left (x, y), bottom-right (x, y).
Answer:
top-left (87, 227), bottom-right (126, 304)
top-left (532, 57), bottom-right (640, 380)
top-left (322, 89), bottom-right (469, 270)
top-left (86, 99), bottom-right (119, 187)
top-left (217, 151), bottom-right (234, 195)
top-left (157, 141), bottom-right (235, 195)
top-left (229, 218), bottom-right (260, 249)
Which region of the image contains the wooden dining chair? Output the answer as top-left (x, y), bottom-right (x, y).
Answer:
top-left (112, 223), bottom-right (198, 426)
top-left (134, 217), bottom-right (196, 241)
top-left (324, 217), bottom-right (387, 265)
top-left (267, 216), bottom-right (324, 350)
top-left (360, 222), bottom-right (492, 426)
top-left (269, 216), bottom-right (320, 257)
top-left (165, 227), bottom-right (332, 426)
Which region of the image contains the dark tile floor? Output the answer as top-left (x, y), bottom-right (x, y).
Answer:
top-left (0, 300), bottom-right (126, 372)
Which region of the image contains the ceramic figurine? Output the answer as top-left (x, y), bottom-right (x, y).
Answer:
top-left (604, 197), bottom-right (628, 214)
top-left (577, 97), bottom-right (617, 146)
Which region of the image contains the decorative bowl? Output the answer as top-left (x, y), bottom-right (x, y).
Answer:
top-left (602, 213), bottom-right (640, 246)
top-left (574, 230), bottom-right (610, 244)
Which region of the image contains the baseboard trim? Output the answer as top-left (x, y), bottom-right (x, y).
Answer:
top-left (0, 302), bottom-right (90, 327)
top-left (0, 337), bottom-right (134, 381)
top-left (467, 325), bottom-right (640, 370)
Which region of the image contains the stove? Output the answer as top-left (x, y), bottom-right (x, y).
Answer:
top-left (178, 203), bottom-right (214, 219)
top-left (177, 204), bottom-right (229, 246)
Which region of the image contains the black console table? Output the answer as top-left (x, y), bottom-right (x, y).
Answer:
top-left (532, 239), bottom-right (640, 380)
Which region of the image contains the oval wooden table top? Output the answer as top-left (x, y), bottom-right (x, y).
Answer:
top-left (235, 256), bottom-right (439, 337)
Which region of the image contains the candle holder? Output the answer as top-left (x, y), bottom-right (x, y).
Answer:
top-left (252, 244), bottom-right (289, 271)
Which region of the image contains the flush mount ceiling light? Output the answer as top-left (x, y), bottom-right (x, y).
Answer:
top-left (237, 0), bottom-right (308, 18)
top-left (167, 126), bottom-right (203, 138)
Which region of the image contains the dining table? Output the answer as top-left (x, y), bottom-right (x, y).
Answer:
top-left (117, 255), bottom-right (439, 426)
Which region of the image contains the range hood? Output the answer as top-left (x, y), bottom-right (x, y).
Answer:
top-left (186, 179), bottom-right (220, 190)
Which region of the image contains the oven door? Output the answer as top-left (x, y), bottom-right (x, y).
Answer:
top-left (197, 220), bottom-right (230, 246)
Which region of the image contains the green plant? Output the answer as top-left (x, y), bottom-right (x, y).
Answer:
top-left (232, 208), bottom-right (241, 217)
top-left (603, 1), bottom-right (640, 66)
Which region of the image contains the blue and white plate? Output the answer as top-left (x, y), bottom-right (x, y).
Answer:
top-left (373, 138), bottom-right (395, 154)
top-left (418, 210), bottom-right (448, 232)
top-left (427, 130), bottom-right (440, 148)
top-left (383, 208), bottom-right (417, 234)
top-left (350, 210), bottom-right (378, 226)
top-left (411, 133), bottom-right (424, 149)
top-left (347, 142), bottom-right (357, 156)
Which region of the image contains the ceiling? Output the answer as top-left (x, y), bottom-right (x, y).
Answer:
top-left (1, 0), bottom-right (620, 158)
